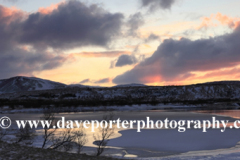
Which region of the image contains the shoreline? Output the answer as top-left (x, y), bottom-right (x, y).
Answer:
top-left (1, 109), bottom-right (240, 159)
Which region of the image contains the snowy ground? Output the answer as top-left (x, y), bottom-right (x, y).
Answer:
top-left (0, 141), bottom-right (118, 160)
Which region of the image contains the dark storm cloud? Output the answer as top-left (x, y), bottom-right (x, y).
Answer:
top-left (0, 5), bottom-right (24, 52)
top-left (0, 5), bottom-right (69, 79)
top-left (94, 78), bottom-right (111, 84)
top-left (141, 0), bottom-right (176, 12)
top-left (0, 48), bottom-right (68, 79)
top-left (0, 1), bottom-right (124, 79)
top-left (127, 12), bottom-right (144, 37)
top-left (80, 79), bottom-right (90, 83)
top-left (115, 54), bottom-right (138, 67)
top-left (18, 1), bottom-right (124, 49)
top-left (113, 25), bottom-right (240, 84)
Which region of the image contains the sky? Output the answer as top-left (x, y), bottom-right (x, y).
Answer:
top-left (0, 0), bottom-right (240, 86)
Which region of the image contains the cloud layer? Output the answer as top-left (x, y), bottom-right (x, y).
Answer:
top-left (94, 78), bottom-right (111, 84)
top-left (113, 24), bottom-right (240, 84)
top-left (145, 33), bottom-right (160, 43)
top-left (115, 54), bottom-right (138, 67)
top-left (80, 79), bottom-right (90, 83)
top-left (18, 1), bottom-right (124, 49)
top-left (0, 1), bottom-right (124, 78)
top-left (141, 0), bottom-right (176, 12)
top-left (127, 12), bottom-right (144, 37)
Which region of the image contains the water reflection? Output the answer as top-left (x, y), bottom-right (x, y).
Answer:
top-left (196, 110), bottom-right (240, 119)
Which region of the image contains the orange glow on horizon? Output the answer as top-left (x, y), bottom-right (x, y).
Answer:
top-left (141, 75), bottom-right (162, 84)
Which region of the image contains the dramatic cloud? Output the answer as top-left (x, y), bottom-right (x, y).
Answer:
top-left (18, 1), bottom-right (124, 49)
top-left (94, 78), bottom-right (111, 84)
top-left (0, 5), bottom-right (71, 79)
top-left (141, 0), bottom-right (176, 12)
top-left (0, 48), bottom-right (69, 79)
top-left (0, 5), bottom-right (24, 51)
top-left (127, 12), bottom-right (144, 37)
top-left (38, 3), bottom-right (60, 14)
top-left (80, 79), bottom-right (90, 83)
top-left (0, 1), bottom-right (124, 78)
top-left (113, 24), bottom-right (240, 84)
top-left (115, 54), bottom-right (138, 67)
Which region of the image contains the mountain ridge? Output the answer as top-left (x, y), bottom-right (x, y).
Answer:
top-left (0, 76), bottom-right (66, 93)
top-left (1, 76), bottom-right (240, 94)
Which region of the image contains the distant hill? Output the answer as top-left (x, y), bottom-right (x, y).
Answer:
top-left (0, 76), bottom-right (66, 93)
top-left (201, 81), bottom-right (240, 85)
top-left (1, 77), bottom-right (240, 108)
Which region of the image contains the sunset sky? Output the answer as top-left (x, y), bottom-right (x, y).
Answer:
top-left (0, 0), bottom-right (240, 86)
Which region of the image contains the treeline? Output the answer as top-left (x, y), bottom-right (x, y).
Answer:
top-left (0, 97), bottom-right (239, 110)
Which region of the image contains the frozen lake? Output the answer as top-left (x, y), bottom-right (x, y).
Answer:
top-left (1, 110), bottom-right (240, 158)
